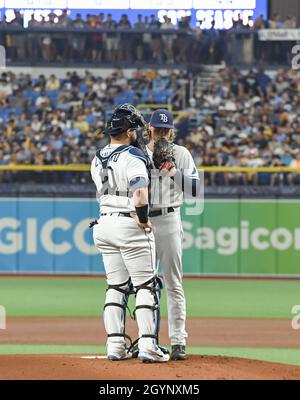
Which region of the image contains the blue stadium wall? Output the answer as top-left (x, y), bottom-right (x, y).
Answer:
top-left (0, 198), bottom-right (103, 274)
top-left (1, 189), bottom-right (300, 276)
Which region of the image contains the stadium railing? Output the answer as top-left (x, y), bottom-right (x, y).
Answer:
top-left (2, 165), bottom-right (299, 186)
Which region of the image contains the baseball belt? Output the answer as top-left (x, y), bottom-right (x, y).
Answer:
top-left (149, 207), bottom-right (175, 218)
top-left (100, 212), bottom-right (132, 217)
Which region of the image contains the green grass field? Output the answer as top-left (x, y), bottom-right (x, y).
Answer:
top-left (0, 277), bottom-right (299, 318)
top-left (1, 277), bottom-right (300, 366)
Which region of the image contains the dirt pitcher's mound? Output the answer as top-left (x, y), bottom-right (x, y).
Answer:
top-left (1, 355), bottom-right (300, 380)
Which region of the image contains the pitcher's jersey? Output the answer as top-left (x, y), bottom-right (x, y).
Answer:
top-left (91, 144), bottom-right (149, 215)
top-left (146, 144), bottom-right (199, 209)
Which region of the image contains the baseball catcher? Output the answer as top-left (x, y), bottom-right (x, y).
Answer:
top-left (91, 104), bottom-right (169, 363)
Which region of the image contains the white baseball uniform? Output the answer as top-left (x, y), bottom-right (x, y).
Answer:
top-left (146, 143), bottom-right (199, 346)
top-left (91, 143), bottom-right (161, 357)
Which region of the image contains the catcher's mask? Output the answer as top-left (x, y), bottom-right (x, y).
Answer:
top-left (105, 103), bottom-right (146, 136)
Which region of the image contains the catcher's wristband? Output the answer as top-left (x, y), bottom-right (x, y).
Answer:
top-left (135, 205), bottom-right (149, 223)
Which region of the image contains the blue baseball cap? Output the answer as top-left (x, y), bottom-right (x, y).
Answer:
top-left (150, 109), bottom-right (174, 129)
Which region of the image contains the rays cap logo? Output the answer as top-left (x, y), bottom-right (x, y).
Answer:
top-left (160, 113), bottom-right (168, 123)
top-left (150, 109), bottom-right (174, 129)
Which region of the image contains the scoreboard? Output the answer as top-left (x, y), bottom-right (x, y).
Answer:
top-left (0, 0), bottom-right (268, 28)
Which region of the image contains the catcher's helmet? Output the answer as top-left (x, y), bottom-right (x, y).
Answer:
top-left (105, 103), bottom-right (146, 136)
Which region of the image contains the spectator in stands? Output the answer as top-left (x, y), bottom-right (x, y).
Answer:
top-left (71, 13), bottom-right (86, 61)
top-left (133, 14), bottom-right (145, 61)
top-left (247, 148), bottom-right (264, 184)
top-left (35, 91), bottom-right (52, 112)
top-left (288, 151), bottom-right (300, 184)
top-left (105, 14), bottom-right (119, 62)
top-left (176, 16), bottom-right (191, 63)
top-left (0, 10), bottom-right (289, 66)
top-left (27, 13), bottom-right (41, 62)
top-left (46, 74), bottom-right (60, 90)
top-left (161, 16), bottom-right (176, 64)
top-left (0, 78), bottom-right (13, 105)
top-left (90, 13), bottom-right (105, 63)
top-left (269, 14), bottom-right (284, 29)
top-left (225, 149), bottom-right (247, 185)
top-left (40, 16), bottom-right (54, 62)
top-left (31, 115), bottom-right (42, 132)
top-left (119, 14), bottom-right (132, 62)
top-left (0, 149), bottom-right (8, 165)
top-left (254, 14), bottom-right (267, 29)
top-left (59, 9), bottom-right (72, 27)
top-left (9, 11), bottom-right (25, 61)
top-left (149, 15), bottom-right (162, 63)
top-left (0, 67), bottom-right (300, 186)
top-left (283, 16), bottom-right (297, 29)
top-left (142, 16), bottom-right (152, 61)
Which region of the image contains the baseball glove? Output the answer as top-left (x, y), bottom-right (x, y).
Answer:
top-left (152, 138), bottom-right (176, 171)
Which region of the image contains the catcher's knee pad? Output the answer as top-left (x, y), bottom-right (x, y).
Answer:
top-left (104, 278), bottom-right (134, 345)
top-left (134, 276), bottom-right (164, 347)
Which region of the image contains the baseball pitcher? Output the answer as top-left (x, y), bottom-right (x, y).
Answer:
top-left (91, 104), bottom-right (169, 363)
top-left (146, 109), bottom-right (200, 360)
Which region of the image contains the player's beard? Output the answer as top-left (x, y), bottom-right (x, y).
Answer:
top-left (129, 131), bottom-right (137, 145)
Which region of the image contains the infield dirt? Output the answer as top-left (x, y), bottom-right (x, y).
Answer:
top-left (1, 317), bottom-right (300, 379)
top-left (1, 354), bottom-right (300, 380)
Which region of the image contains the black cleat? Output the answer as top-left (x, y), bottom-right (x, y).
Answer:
top-left (170, 345), bottom-right (188, 360)
top-left (131, 344), bottom-right (139, 359)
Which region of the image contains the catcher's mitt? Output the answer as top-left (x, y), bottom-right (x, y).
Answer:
top-left (152, 138), bottom-right (176, 171)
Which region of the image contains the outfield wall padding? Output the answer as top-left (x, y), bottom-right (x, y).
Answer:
top-left (0, 197), bottom-right (299, 275)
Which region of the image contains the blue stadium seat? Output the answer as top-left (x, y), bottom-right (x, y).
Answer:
top-left (114, 96), bottom-right (127, 105)
top-left (79, 83), bottom-right (88, 93)
top-left (86, 114), bottom-right (97, 124)
top-left (124, 91), bottom-right (135, 102)
top-left (29, 105), bottom-right (37, 113)
top-left (23, 90), bottom-right (40, 100)
top-left (45, 90), bottom-right (58, 99)
top-left (0, 109), bottom-right (15, 122)
top-left (153, 94), bottom-right (167, 103)
top-left (23, 90), bottom-right (33, 99)
top-left (84, 101), bottom-right (94, 109)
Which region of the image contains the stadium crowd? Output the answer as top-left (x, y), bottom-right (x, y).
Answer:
top-left (0, 10), bottom-right (225, 65)
top-left (0, 11), bottom-right (296, 66)
top-left (0, 67), bottom-right (300, 186)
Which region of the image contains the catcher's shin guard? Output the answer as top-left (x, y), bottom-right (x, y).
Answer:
top-left (133, 276), bottom-right (164, 354)
top-left (103, 278), bottom-right (134, 355)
